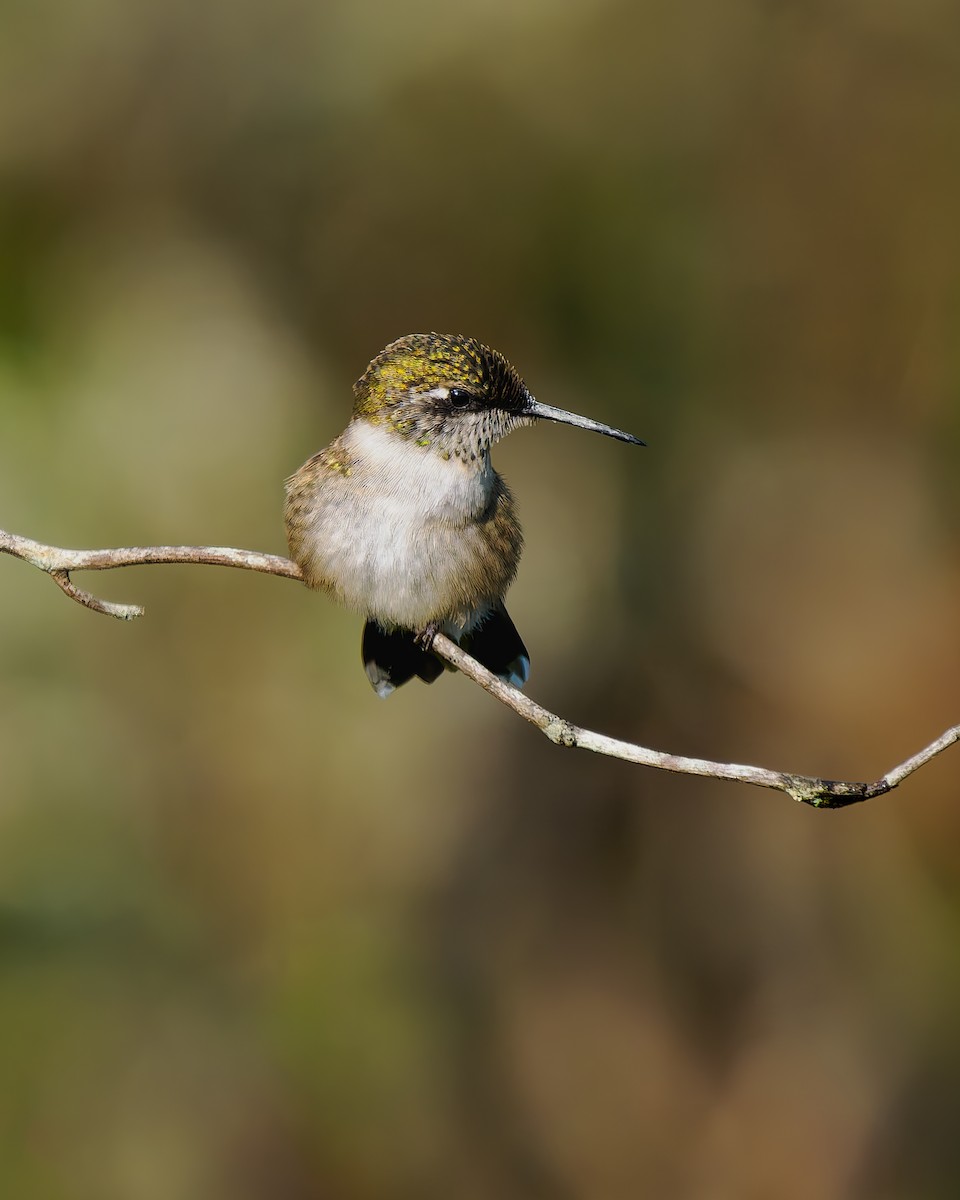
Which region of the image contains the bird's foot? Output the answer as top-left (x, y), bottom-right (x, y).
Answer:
top-left (416, 622), bottom-right (440, 651)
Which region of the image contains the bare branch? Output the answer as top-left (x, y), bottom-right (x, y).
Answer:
top-left (2, 524), bottom-right (956, 809)
top-left (0, 528), bottom-right (301, 619)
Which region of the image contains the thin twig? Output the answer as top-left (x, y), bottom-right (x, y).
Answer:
top-left (2, 525), bottom-right (955, 809)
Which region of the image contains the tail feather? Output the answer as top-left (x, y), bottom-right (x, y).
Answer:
top-left (362, 621), bottom-right (444, 698)
top-left (361, 606), bottom-right (530, 698)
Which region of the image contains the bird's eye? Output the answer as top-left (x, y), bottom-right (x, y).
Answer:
top-left (447, 388), bottom-right (472, 409)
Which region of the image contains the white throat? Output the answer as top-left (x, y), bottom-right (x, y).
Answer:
top-left (344, 420), bottom-right (496, 520)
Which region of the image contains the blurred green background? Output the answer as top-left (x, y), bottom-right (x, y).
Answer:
top-left (2, 1), bottom-right (960, 1196)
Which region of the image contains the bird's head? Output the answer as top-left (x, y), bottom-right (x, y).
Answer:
top-left (352, 333), bottom-right (643, 463)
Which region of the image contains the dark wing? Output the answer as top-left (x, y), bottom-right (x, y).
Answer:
top-left (460, 604), bottom-right (529, 689)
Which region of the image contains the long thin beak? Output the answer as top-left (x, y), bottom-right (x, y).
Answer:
top-left (525, 398), bottom-right (645, 446)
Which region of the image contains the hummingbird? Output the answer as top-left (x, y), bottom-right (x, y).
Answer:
top-left (284, 333), bottom-right (643, 697)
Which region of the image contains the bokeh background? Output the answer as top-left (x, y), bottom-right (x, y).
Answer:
top-left (2, 1), bottom-right (960, 1196)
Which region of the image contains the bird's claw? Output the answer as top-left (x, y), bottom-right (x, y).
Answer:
top-left (416, 622), bottom-right (440, 651)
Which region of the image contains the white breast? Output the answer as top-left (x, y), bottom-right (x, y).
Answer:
top-left (307, 421), bottom-right (500, 629)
